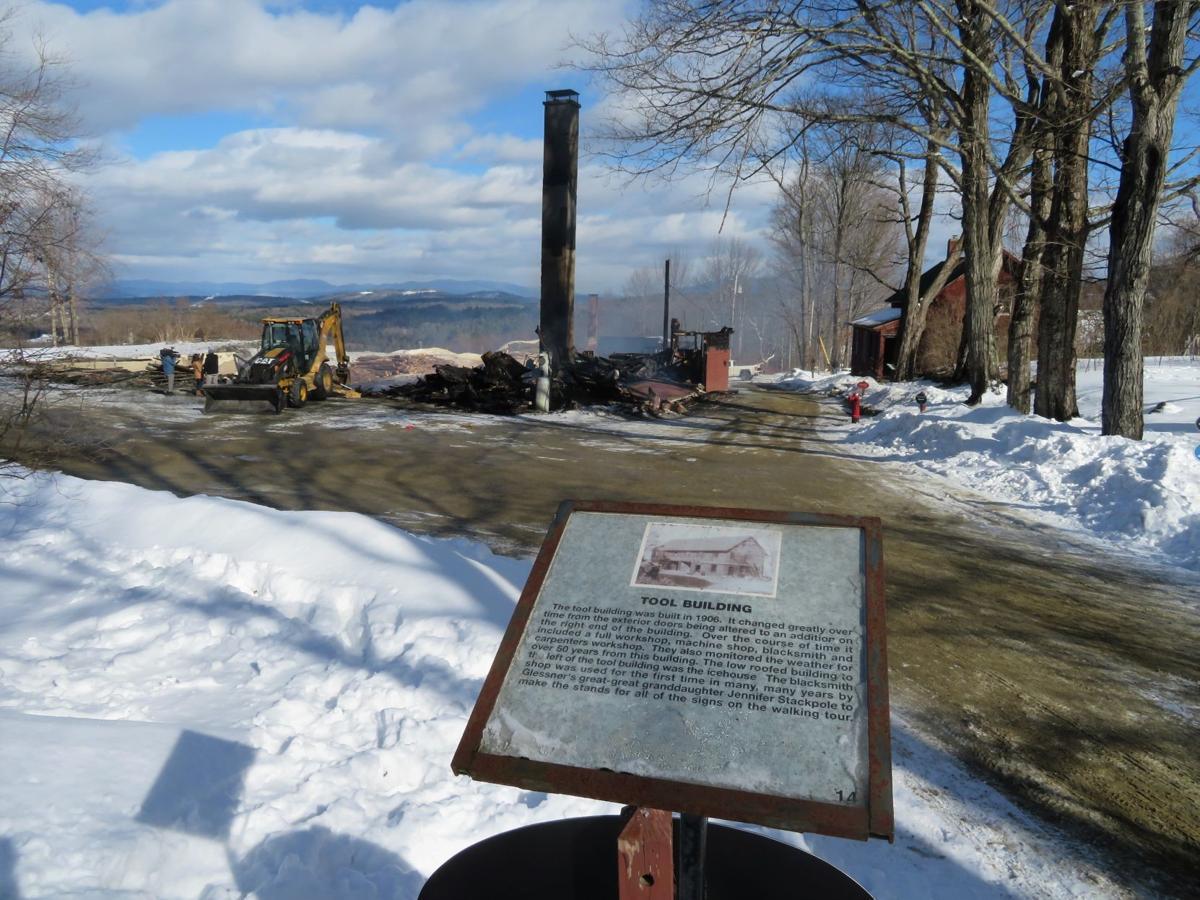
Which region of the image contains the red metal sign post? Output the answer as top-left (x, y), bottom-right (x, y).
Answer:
top-left (617, 807), bottom-right (674, 899)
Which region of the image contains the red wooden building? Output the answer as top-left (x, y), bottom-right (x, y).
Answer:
top-left (850, 244), bottom-right (1020, 380)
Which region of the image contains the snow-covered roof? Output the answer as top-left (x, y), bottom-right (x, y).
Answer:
top-left (851, 307), bottom-right (902, 328)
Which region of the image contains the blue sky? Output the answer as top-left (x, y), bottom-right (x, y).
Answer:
top-left (6, 0), bottom-right (778, 292)
top-left (29, 1), bottom-right (1182, 295)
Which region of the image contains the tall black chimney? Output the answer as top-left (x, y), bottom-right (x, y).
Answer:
top-left (662, 258), bottom-right (671, 355)
top-left (540, 89), bottom-right (579, 371)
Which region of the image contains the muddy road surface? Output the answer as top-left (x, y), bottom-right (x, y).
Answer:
top-left (19, 383), bottom-right (1200, 896)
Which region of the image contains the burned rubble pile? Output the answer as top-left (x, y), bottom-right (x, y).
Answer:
top-left (12, 360), bottom-right (161, 390)
top-left (372, 349), bottom-right (703, 415)
top-left (59, 367), bottom-right (160, 388)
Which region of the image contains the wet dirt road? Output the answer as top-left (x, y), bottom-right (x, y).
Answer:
top-left (25, 384), bottom-right (1200, 895)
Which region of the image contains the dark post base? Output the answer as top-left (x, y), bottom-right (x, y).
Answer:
top-left (420, 815), bottom-right (871, 900)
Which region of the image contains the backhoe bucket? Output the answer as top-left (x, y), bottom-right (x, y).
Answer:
top-left (202, 383), bottom-right (286, 413)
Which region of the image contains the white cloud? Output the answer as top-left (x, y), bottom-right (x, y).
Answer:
top-left (458, 134), bottom-right (542, 164)
top-left (82, 120), bottom-right (776, 288)
top-left (21, 0), bottom-right (625, 140)
top-left (12, 1), bottom-right (783, 290)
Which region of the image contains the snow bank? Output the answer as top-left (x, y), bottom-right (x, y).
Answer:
top-left (0, 474), bottom-right (1118, 897)
top-left (0, 472), bottom-right (604, 897)
top-left (770, 360), bottom-right (1200, 572)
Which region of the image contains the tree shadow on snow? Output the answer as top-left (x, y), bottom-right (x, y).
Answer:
top-left (180, 590), bottom-right (485, 710)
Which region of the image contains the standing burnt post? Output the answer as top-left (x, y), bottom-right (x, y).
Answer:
top-left (540, 89), bottom-right (579, 373)
top-left (662, 258), bottom-right (671, 358)
top-left (587, 293), bottom-right (599, 353)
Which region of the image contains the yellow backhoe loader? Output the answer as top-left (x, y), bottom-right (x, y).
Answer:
top-left (202, 302), bottom-right (359, 413)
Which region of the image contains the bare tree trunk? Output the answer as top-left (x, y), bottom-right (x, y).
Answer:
top-left (895, 141), bottom-right (941, 380)
top-left (48, 265), bottom-right (62, 347)
top-left (959, 151), bottom-right (999, 403)
top-left (1007, 12), bottom-right (1066, 415)
top-left (1034, 136), bottom-right (1089, 421)
top-left (801, 207), bottom-right (815, 370)
top-left (957, 5), bottom-right (1000, 404)
top-left (1033, 2), bottom-right (1098, 422)
top-left (1010, 143), bottom-right (1050, 413)
top-left (1103, 2), bottom-right (1196, 439)
top-left (909, 249), bottom-right (961, 379)
top-left (830, 227), bottom-right (845, 369)
top-left (794, 140), bottom-right (816, 371)
top-left (67, 282), bottom-right (79, 345)
top-left (1104, 128), bottom-right (1167, 438)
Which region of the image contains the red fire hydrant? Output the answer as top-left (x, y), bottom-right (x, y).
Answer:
top-left (849, 392), bottom-right (862, 423)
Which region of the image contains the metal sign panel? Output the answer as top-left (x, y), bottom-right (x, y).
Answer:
top-left (453, 500), bottom-right (893, 841)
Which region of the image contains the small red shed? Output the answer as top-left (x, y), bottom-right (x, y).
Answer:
top-left (849, 242), bottom-right (1020, 380)
top-left (849, 307), bottom-right (902, 380)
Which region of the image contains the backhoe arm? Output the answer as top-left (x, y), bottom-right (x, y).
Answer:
top-left (319, 302), bottom-right (350, 384)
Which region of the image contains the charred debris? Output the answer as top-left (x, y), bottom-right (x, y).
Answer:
top-left (372, 325), bottom-right (733, 417)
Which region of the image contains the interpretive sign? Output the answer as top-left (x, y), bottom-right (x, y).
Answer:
top-left (453, 501), bottom-right (893, 842)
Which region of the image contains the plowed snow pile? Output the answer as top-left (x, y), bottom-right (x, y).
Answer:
top-left (0, 473), bottom-right (1119, 897)
top-left (767, 358), bottom-right (1200, 574)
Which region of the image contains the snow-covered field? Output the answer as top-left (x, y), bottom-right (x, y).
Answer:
top-left (764, 357), bottom-right (1200, 575)
top-left (0, 473), bottom-right (1120, 898)
top-left (4, 340), bottom-right (256, 361)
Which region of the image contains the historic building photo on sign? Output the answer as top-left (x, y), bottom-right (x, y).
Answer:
top-left (632, 522), bottom-right (782, 598)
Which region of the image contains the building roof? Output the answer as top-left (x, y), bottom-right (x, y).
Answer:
top-left (851, 307), bottom-right (903, 328)
top-left (882, 257), bottom-right (966, 310)
top-left (655, 535), bottom-right (764, 554)
top-left (883, 250), bottom-right (1022, 310)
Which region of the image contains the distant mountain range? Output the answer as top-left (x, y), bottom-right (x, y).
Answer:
top-left (95, 277), bottom-right (536, 300)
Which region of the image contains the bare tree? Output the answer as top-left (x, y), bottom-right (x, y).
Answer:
top-left (891, 134), bottom-right (956, 381)
top-left (1102, 1), bottom-right (1200, 438)
top-left (587, 2), bottom-right (1200, 432)
top-left (622, 264), bottom-right (661, 336)
top-left (584, 2), bottom-right (1046, 401)
top-left (0, 15), bottom-right (96, 337)
top-left (0, 14), bottom-right (103, 478)
top-left (770, 123), bottom-right (902, 370)
top-left (1029, 2), bottom-right (1120, 422)
top-left (770, 135), bottom-right (820, 369)
top-left (1143, 223), bottom-right (1200, 354)
top-left (698, 236), bottom-right (761, 357)
top-left (1009, 133), bottom-right (1052, 413)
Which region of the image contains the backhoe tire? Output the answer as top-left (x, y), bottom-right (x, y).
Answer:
top-left (313, 363), bottom-right (334, 400)
top-left (289, 379), bottom-right (308, 408)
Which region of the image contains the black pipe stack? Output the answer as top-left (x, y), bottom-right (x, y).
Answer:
top-left (540, 89), bottom-right (579, 371)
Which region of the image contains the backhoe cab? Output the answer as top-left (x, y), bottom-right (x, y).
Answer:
top-left (202, 303), bottom-right (359, 413)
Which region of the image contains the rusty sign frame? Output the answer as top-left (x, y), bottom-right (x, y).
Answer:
top-left (452, 499), bottom-right (893, 842)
